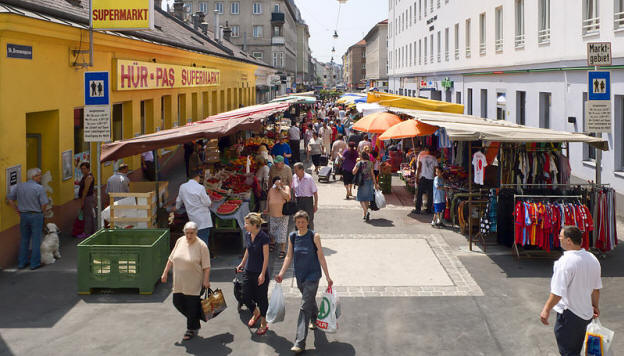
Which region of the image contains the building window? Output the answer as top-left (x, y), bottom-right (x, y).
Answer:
top-left (231, 1), bottom-right (240, 14)
top-left (497, 92), bottom-right (506, 120)
top-left (419, 39), bottom-right (422, 64)
top-left (539, 92), bottom-right (551, 128)
top-left (615, 0), bottom-right (624, 29)
top-left (414, 2), bottom-right (417, 23)
top-left (430, 34), bottom-right (434, 63)
top-left (516, 91), bottom-right (526, 125)
top-left (615, 95), bottom-right (624, 168)
top-left (437, 0), bottom-right (441, 8)
top-left (465, 19), bottom-right (471, 57)
top-left (495, 7), bottom-right (503, 52)
top-left (252, 51), bottom-right (263, 60)
top-left (253, 2), bottom-right (263, 14)
top-left (199, 1), bottom-right (208, 13)
top-left (409, 5), bottom-right (412, 25)
top-left (538, 0), bottom-right (551, 44)
top-left (430, 0), bottom-right (434, 12)
top-left (409, 42), bottom-right (413, 65)
top-left (273, 3), bottom-right (280, 12)
top-left (467, 88), bottom-right (473, 115)
top-left (273, 51), bottom-right (284, 68)
top-left (424, 37), bottom-right (428, 64)
top-left (215, 1), bottom-right (223, 14)
top-left (479, 13), bottom-right (486, 55)
top-left (273, 25), bottom-right (281, 36)
top-left (183, 1), bottom-right (192, 13)
top-left (444, 27), bottom-right (449, 61)
top-left (454, 23), bottom-right (459, 59)
top-left (437, 30), bottom-right (441, 62)
top-left (419, 0), bottom-right (422, 20)
top-left (424, 0), bottom-right (427, 16)
top-left (583, 0), bottom-right (600, 35)
top-left (481, 89), bottom-right (488, 118)
top-left (112, 104), bottom-right (123, 141)
top-left (253, 25), bottom-right (263, 38)
top-left (515, 0), bottom-right (525, 48)
top-left (231, 25), bottom-right (240, 37)
top-left (456, 91), bottom-right (462, 104)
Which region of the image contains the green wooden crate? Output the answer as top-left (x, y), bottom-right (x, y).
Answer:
top-left (77, 229), bottom-right (170, 295)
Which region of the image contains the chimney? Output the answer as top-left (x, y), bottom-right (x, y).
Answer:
top-left (173, 1), bottom-right (184, 21)
top-left (155, 0), bottom-right (162, 10)
top-left (196, 11), bottom-right (205, 24)
top-left (192, 13), bottom-right (199, 30)
top-left (222, 21), bottom-right (232, 42)
top-left (214, 10), bottom-right (220, 41)
top-left (200, 22), bottom-right (209, 35)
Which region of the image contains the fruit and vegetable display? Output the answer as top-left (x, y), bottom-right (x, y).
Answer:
top-left (216, 199), bottom-right (242, 215)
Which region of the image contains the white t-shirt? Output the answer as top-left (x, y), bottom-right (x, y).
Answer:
top-left (551, 249), bottom-right (602, 320)
top-left (472, 151), bottom-right (487, 185)
top-left (418, 154), bottom-right (438, 180)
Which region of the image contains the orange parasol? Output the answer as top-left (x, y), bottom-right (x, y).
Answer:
top-left (352, 112), bottom-right (402, 134)
top-left (378, 119), bottom-right (438, 140)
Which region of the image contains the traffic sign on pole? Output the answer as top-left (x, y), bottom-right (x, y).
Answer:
top-left (84, 71), bottom-right (110, 106)
top-left (587, 42), bottom-right (612, 66)
top-left (588, 71), bottom-right (610, 101)
top-left (586, 71), bottom-right (612, 133)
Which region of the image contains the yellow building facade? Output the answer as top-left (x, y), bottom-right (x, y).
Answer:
top-left (0, 12), bottom-right (259, 267)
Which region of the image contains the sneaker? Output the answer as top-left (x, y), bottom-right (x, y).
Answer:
top-left (290, 346), bottom-right (304, 354)
top-left (309, 321), bottom-right (317, 330)
top-left (431, 221), bottom-right (436, 227)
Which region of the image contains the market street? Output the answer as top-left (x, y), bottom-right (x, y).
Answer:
top-left (1, 156), bottom-right (624, 355)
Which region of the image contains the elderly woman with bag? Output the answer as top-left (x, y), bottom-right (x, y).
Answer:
top-left (275, 211), bottom-right (333, 354)
top-left (161, 221), bottom-right (211, 341)
top-left (236, 213), bottom-right (270, 335)
top-left (353, 151), bottom-right (380, 221)
top-left (264, 176), bottom-right (291, 259)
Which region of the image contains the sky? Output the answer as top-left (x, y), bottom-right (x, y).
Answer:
top-left (293, 0), bottom-right (388, 64)
top-left (165, 0), bottom-right (388, 64)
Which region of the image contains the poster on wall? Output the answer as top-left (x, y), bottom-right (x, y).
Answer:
top-left (5, 165), bottom-right (21, 198)
top-left (62, 150), bottom-right (73, 181)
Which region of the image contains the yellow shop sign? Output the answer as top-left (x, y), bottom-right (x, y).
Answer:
top-left (114, 59), bottom-right (221, 91)
top-left (92, 0), bottom-right (154, 30)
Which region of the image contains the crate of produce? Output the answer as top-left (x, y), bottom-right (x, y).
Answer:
top-left (77, 229), bottom-right (170, 295)
top-left (378, 174), bottom-right (392, 194)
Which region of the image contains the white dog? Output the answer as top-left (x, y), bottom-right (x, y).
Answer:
top-left (41, 223), bottom-right (61, 265)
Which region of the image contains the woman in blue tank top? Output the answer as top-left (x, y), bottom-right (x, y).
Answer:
top-left (275, 210), bottom-right (333, 354)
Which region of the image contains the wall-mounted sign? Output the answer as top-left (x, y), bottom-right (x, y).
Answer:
top-left (587, 42), bottom-right (611, 66)
top-left (6, 165), bottom-right (21, 197)
top-left (91, 0), bottom-right (154, 31)
top-left (7, 44), bottom-right (32, 59)
top-left (114, 59), bottom-right (221, 91)
top-left (441, 77), bottom-right (454, 90)
top-left (84, 105), bottom-right (111, 142)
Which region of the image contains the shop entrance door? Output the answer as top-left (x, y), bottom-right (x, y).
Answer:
top-left (26, 134), bottom-right (41, 171)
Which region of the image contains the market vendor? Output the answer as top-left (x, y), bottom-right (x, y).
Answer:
top-left (271, 135), bottom-right (292, 166)
top-left (176, 170), bottom-right (213, 249)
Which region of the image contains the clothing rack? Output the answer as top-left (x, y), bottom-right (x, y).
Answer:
top-left (512, 194), bottom-right (583, 258)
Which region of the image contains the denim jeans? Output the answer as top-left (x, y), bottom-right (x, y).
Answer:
top-left (294, 279), bottom-right (319, 348)
top-left (19, 212), bottom-right (44, 268)
top-left (197, 228), bottom-right (210, 246)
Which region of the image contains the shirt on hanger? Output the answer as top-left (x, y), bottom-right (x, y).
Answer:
top-left (472, 151), bottom-right (487, 185)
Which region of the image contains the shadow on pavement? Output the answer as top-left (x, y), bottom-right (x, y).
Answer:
top-left (174, 332), bottom-right (234, 355)
top-left (0, 335), bottom-right (14, 356)
top-left (312, 329), bottom-right (356, 355)
top-left (251, 329), bottom-right (293, 354)
top-left (366, 218), bottom-right (394, 227)
top-left (321, 247), bottom-right (337, 257)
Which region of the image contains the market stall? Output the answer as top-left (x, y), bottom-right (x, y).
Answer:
top-left (380, 107), bottom-right (613, 257)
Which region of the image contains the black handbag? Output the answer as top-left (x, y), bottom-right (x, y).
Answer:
top-left (282, 200), bottom-right (298, 215)
top-left (353, 162), bottom-right (364, 186)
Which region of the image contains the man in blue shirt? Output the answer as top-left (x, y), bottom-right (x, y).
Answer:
top-left (271, 135), bottom-right (293, 166)
top-left (7, 168), bottom-right (49, 270)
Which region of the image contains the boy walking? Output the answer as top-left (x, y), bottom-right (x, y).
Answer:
top-left (432, 167), bottom-right (447, 227)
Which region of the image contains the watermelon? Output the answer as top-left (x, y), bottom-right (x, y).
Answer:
top-left (217, 203), bottom-right (239, 215)
top-left (227, 199), bottom-right (243, 205)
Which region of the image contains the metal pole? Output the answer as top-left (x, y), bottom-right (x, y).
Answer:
top-left (96, 143), bottom-right (102, 229)
top-left (89, 0), bottom-right (93, 66)
top-left (594, 65), bottom-right (602, 186)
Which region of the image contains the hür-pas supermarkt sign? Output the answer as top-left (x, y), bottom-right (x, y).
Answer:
top-left (91, 0), bottom-right (154, 31)
top-left (114, 59), bottom-right (221, 91)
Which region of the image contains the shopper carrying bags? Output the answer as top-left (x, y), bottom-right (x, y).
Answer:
top-left (275, 210), bottom-right (333, 354)
top-left (161, 221), bottom-right (211, 341)
top-left (236, 213), bottom-right (271, 336)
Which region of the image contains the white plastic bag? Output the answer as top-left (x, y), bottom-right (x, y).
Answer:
top-left (266, 283), bottom-right (285, 323)
top-left (582, 318), bottom-right (615, 356)
top-left (315, 287), bottom-right (338, 333)
top-left (375, 189), bottom-right (386, 209)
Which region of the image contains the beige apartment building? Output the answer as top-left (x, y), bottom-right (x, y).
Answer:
top-left (179, 0), bottom-right (307, 94)
top-left (364, 19), bottom-right (388, 91)
top-left (342, 40), bottom-right (366, 91)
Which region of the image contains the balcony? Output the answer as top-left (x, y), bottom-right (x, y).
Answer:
top-left (271, 12), bottom-right (285, 24)
top-left (479, 42), bottom-right (486, 55)
top-left (583, 16), bottom-right (600, 36)
top-left (538, 28), bottom-right (551, 45)
top-left (272, 36), bottom-right (285, 45)
top-left (514, 34), bottom-right (525, 49)
top-left (465, 46), bottom-right (471, 58)
top-left (454, 48), bottom-right (460, 60)
top-left (615, 11), bottom-right (624, 30)
top-left (495, 39), bottom-right (503, 53)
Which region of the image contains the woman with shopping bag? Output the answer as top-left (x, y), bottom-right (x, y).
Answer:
top-left (275, 210), bottom-right (333, 354)
top-left (236, 213), bottom-right (271, 335)
top-left (161, 221), bottom-right (211, 341)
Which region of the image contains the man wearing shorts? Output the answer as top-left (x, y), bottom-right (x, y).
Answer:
top-left (432, 167), bottom-right (446, 227)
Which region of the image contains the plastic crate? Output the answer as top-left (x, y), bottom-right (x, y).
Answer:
top-left (77, 229), bottom-right (170, 295)
top-left (378, 174), bottom-right (392, 194)
top-left (214, 215), bottom-right (238, 229)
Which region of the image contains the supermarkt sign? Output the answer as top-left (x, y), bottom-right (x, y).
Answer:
top-left (113, 59), bottom-right (221, 91)
top-left (91, 0), bottom-right (154, 31)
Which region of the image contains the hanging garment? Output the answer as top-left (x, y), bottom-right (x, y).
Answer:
top-left (472, 151), bottom-right (487, 185)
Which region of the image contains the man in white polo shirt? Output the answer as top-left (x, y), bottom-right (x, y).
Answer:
top-left (540, 226), bottom-right (602, 356)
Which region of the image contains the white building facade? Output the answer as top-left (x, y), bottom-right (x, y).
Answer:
top-left (388, 0), bottom-right (624, 215)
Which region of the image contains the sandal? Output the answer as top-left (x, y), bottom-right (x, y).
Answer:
top-left (278, 251), bottom-right (286, 259)
top-left (269, 243), bottom-right (276, 252)
top-left (248, 312), bottom-right (260, 328)
top-left (256, 324), bottom-right (269, 335)
top-left (183, 330), bottom-right (195, 340)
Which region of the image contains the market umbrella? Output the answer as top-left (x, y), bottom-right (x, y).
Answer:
top-left (352, 112), bottom-right (402, 134)
top-left (378, 119), bottom-right (438, 140)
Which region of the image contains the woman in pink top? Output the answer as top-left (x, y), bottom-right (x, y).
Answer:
top-left (264, 176), bottom-right (291, 259)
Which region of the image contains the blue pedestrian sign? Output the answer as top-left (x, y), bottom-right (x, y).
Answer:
top-left (588, 71), bottom-right (610, 101)
top-left (84, 71), bottom-right (110, 106)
